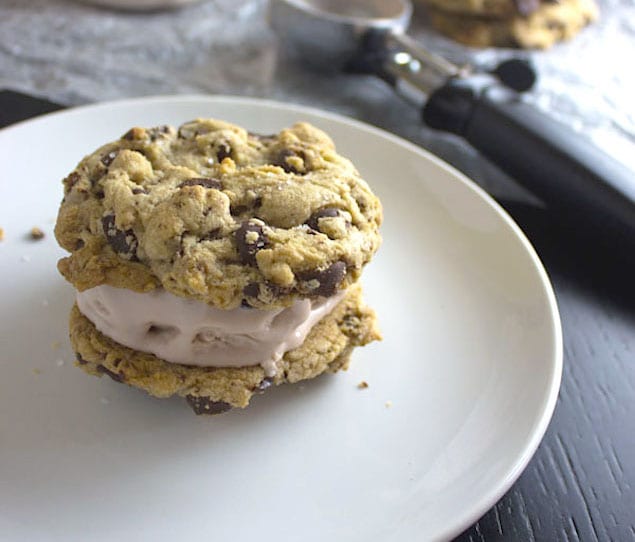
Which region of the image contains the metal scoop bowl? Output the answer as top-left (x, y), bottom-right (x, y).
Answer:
top-left (270, 0), bottom-right (411, 69)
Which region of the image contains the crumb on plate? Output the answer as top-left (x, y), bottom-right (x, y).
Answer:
top-left (30, 227), bottom-right (45, 240)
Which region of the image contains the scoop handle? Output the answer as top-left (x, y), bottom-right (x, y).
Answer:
top-left (423, 79), bottom-right (635, 238)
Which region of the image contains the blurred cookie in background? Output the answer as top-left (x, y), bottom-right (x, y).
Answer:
top-left (420, 0), bottom-right (599, 48)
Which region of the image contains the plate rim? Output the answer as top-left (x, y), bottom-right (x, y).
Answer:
top-left (0, 93), bottom-right (563, 541)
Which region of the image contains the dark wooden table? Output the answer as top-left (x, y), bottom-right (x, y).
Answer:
top-left (2, 86), bottom-right (633, 541)
top-left (454, 204), bottom-right (635, 541)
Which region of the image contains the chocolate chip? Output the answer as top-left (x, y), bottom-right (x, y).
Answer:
top-left (75, 353), bottom-right (88, 365)
top-left (513, 0), bottom-right (540, 16)
top-left (132, 149), bottom-right (150, 159)
top-left (274, 149), bottom-right (305, 174)
top-left (122, 127), bottom-right (145, 141)
top-left (132, 187), bottom-right (148, 195)
top-left (235, 220), bottom-right (268, 265)
top-left (242, 281), bottom-right (286, 306)
top-left (97, 365), bottom-right (124, 383)
top-left (185, 395), bottom-right (232, 415)
top-left (65, 171), bottom-right (81, 190)
top-left (89, 170), bottom-right (103, 186)
top-left (306, 207), bottom-right (340, 232)
top-left (230, 196), bottom-right (261, 217)
top-left (101, 151), bottom-right (118, 167)
top-left (355, 195), bottom-right (368, 212)
top-left (101, 214), bottom-right (138, 259)
top-left (75, 239), bottom-right (85, 250)
top-left (148, 125), bottom-right (170, 141)
top-left (201, 228), bottom-right (221, 241)
top-left (230, 205), bottom-right (248, 216)
top-left (297, 261), bottom-right (346, 297)
top-left (216, 143), bottom-right (232, 162)
top-left (178, 177), bottom-right (223, 190)
top-left (243, 282), bottom-right (261, 298)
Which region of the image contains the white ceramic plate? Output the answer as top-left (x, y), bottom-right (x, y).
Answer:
top-left (0, 96), bottom-right (562, 542)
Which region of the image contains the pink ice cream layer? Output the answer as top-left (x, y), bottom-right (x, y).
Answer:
top-left (76, 285), bottom-right (345, 377)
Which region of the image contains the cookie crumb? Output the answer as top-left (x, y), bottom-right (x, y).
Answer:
top-left (384, 400), bottom-right (393, 408)
top-left (55, 359), bottom-right (65, 367)
top-left (32, 368), bottom-right (41, 375)
top-left (0, 227), bottom-right (4, 241)
top-left (51, 341), bottom-right (61, 350)
top-left (357, 381), bottom-right (369, 389)
top-left (30, 227), bottom-right (45, 240)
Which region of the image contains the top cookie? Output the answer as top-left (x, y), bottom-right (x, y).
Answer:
top-left (55, 119), bottom-right (382, 309)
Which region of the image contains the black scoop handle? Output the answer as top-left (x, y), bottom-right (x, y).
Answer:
top-left (423, 80), bottom-right (635, 239)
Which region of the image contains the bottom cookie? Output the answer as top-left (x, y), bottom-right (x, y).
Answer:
top-left (427, 0), bottom-right (598, 49)
top-left (70, 282), bottom-right (380, 414)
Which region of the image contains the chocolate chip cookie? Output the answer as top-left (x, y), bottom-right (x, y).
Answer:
top-left (422, 0), bottom-right (599, 49)
top-left (423, 0), bottom-right (561, 17)
top-left (55, 119), bottom-right (382, 309)
top-left (55, 118), bottom-right (382, 414)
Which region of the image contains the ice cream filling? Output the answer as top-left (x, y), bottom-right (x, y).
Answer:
top-left (76, 285), bottom-right (345, 376)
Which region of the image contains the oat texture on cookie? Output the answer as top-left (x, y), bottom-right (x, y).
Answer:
top-left (55, 119), bottom-right (382, 309)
